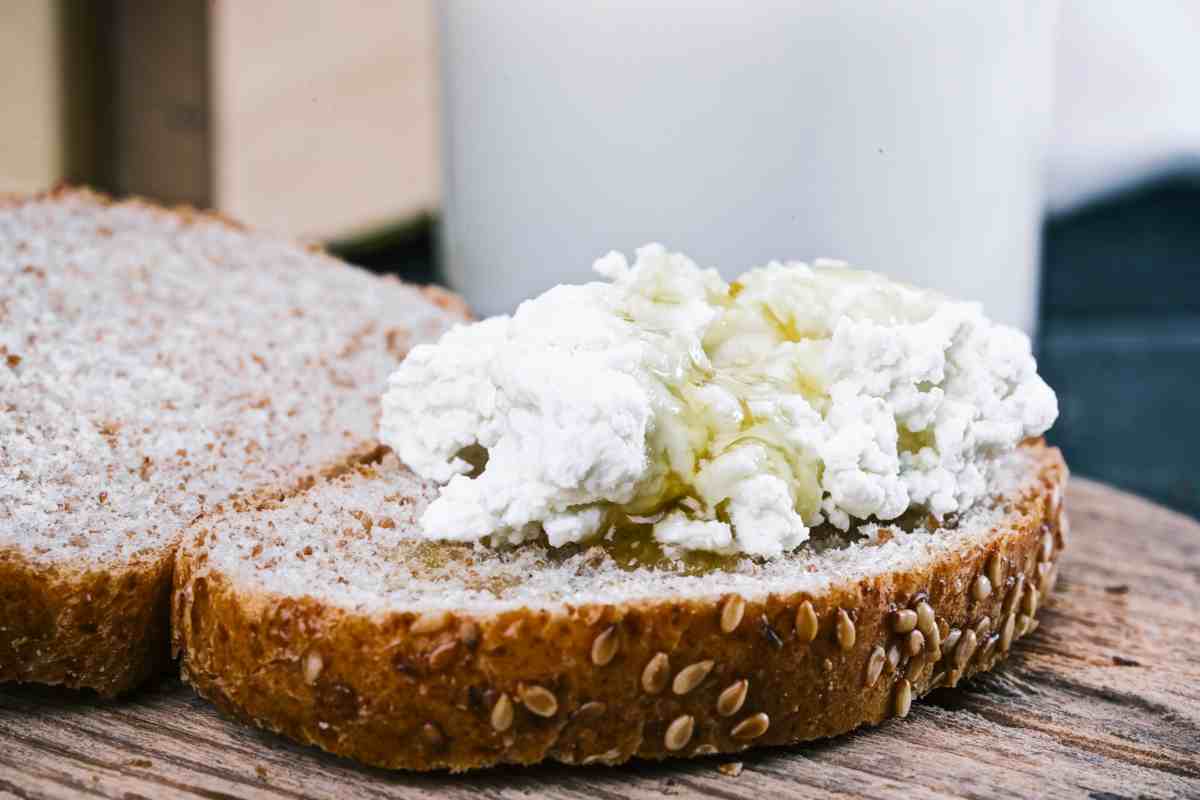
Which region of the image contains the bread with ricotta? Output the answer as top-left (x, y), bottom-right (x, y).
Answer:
top-left (381, 246), bottom-right (1058, 559)
top-left (173, 440), bottom-right (1067, 771)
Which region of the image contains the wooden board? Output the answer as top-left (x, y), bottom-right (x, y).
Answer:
top-left (1, 477), bottom-right (1197, 799)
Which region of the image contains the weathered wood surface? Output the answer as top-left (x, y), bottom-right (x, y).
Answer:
top-left (1, 477), bottom-right (1197, 799)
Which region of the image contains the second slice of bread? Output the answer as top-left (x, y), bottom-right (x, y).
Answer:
top-left (173, 441), bottom-right (1068, 771)
top-left (0, 189), bottom-right (465, 695)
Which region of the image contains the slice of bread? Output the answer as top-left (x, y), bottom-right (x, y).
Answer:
top-left (0, 188), bottom-right (465, 695)
top-left (173, 440), bottom-right (1068, 771)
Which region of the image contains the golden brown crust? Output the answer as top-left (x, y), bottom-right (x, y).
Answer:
top-left (0, 548), bottom-right (175, 696)
top-left (173, 444), bottom-right (1068, 771)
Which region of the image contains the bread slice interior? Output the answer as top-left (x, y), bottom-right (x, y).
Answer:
top-left (0, 189), bottom-right (462, 694)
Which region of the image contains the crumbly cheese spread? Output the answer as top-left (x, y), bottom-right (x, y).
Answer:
top-left (380, 245), bottom-right (1058, 558)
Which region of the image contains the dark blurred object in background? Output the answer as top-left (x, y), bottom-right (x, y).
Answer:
top-left (328, 213), bottom-right (438, 287)
top-left (1039, 174), bottom-right (1200, 519)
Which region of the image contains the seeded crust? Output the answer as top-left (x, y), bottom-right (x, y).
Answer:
top-left (173, 441), bottom-right (1068, 771)
top-left (0, 187), bottom-right (464, 695)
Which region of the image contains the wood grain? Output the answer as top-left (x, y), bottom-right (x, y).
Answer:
top-left (1, 478), bottom-right (1197, 799)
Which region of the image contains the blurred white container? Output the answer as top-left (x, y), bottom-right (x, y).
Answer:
top-left (439, 2), bottom-right (1058, 332)
top-left (1049, 0), bottom-right (1200, 213)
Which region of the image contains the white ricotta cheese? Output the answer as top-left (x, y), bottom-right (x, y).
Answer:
top-left (380, 245), bottom-right (1058, 558)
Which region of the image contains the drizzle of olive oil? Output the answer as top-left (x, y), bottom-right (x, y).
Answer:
top-left (596, 508), bottom-right (742, 575)
top-left (897, 425), bottom-right (935, 454)
top-left (763, 305), bottom-right (823, 344)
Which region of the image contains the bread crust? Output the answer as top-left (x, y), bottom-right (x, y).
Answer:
top-left (173, 443), bottom-right (1068, 771)
top-left (0, 548), bottom-right (175, 696)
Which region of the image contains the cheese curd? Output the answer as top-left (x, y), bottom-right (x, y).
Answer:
top-left (380, 245), bottom-right (1057, 558)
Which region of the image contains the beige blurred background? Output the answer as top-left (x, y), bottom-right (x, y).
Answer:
top-left (0, 3), bottom-right (68, 195)
top-left (0, 0), bottom-right (439, 242)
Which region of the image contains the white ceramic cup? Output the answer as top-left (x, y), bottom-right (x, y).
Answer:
top-left (438, 1), bottom-right (1058, 331)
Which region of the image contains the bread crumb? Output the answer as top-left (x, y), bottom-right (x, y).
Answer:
top-left (718, 762), bottom-right (744, 777)
top-left (420, 284), bottom-right (472, 318)
top-left (873, 527), bottom-right (895, 545)
top-left (1, 191), bottom-right (461, 570)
